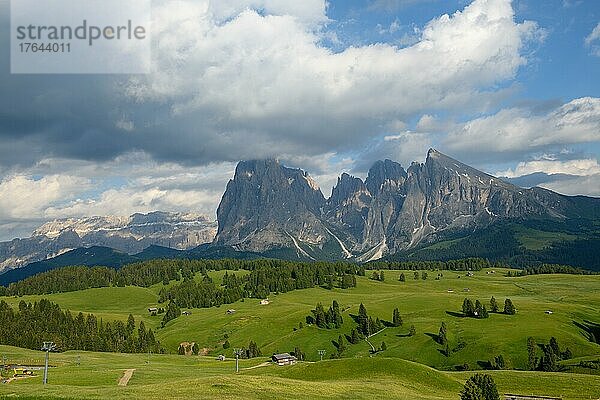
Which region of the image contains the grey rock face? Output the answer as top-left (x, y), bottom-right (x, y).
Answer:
top-left (0, 212), bottom-right (216, 272)
top-left (216, 149), bottom-right (572, 260)
top-left (214, 159), bottom-right (329, 254)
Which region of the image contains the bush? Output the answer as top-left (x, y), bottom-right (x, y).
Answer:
top-left (460, 374), bottom-right (499, 400)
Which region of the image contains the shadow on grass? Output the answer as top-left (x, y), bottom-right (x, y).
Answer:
top-left (425, 332), bottom-right (441, 344)
top-left (573, 320), bottom-right (600, 344)
top-left (446, 311), bottom-right (467, 318)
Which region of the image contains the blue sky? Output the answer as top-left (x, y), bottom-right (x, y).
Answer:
top-left (0, 0), bottom-right (598, 240)
top-left (323, 0), bottom-right (600, 165)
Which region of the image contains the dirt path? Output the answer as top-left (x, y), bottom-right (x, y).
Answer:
top-left (3, 375), bottom-right (37, 384)
top-left (243, 361), bottom-right (271, 370)
top-left (118, 369), bottom-right (135, 386)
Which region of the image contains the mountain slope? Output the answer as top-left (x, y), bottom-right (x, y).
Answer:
top-left (214, 159), bottom-right (346, 259)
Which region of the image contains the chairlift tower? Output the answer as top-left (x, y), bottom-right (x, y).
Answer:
top-left (233, 348), bottom-right (242, 373)
top-left (41, 341), bottom-right (57, 385)
top-left (318, 349), bottom-right (325, 361)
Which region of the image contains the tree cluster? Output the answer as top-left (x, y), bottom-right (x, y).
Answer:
top-left (368, 258), bottom-right (493, 272)
top-left (238, 340), bottom-right (261, 359)
top-left (517, 264), bottom-right (594, 276)
top-left (2, 259), bottom-right (364, 296)
top-left (528, 336), bottom-right (573, 372)
top-left (357, 303), bottom-right (383, 336)
top-left (460, 374), bottom-right (499, 400)
top-left (0, 299), bottom-right (163, 354)
top-left (161, 300), bottom-right (181, 327)
top-left (306, 300), bottom-right (343, 329)
top-left (370, 271), bottom-right (385, 282)
top-left (159, 263), bottom-right (360, 315)
top-left (461, 298), bottom-right (489, 319)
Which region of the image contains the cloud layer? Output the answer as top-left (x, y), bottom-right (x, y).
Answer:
top-left (0, 0), bottom-right (598, 240)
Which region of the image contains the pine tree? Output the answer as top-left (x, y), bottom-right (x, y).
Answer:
top-left (399, 273), bottom-right (405, 282)
top-left (460, 379), bottom-right (483, 400)
top-left (126, 314), bottom-right (135, 337)
top-left (247, 340), bottom-right (261, 358)
top-left (463, 298), bottom-right (475, 317)
top-left (474, 300), bottom-right (483, 318)
top-left (223, 340), bottom-right (230, 349)
top-left (313, 303), bottom-right (327, 328)
top-left (350, 328), bottom-right (360, 344)
top-left (549, 337), bottom-right (560, 356)
top-left (409, 325), bottom-right (416, 336)
top-left (379, 271), bottom-right (385, 282)
top-left (480, 305), bottom-right (489, 319)
top-left (392, 308), bottom-right (403, 327)
top-left (491, 355), bottom-right (504, 370)
top-left (421, 271), bottom-right (428, 280)
top-left (414, 271), bottom-right (419, 280)
top-left (380, 341), bottom-right (387, 351)
top-left (192, 342), bottom-right (200, 355)
top-left (527, 337), bottom-right (537, 370)
top-left (332, 300), bottom-right (343, 328)
top-left (503, 299), bottom-right (516, 315)
top-left (338, 335), bottom-right (346, 353)
top-left (358, 303), bottom-right (369, 335)
top-left (161, 300), bottom-right (181, 327)
top-left (490, 296), bottom-right (499, 313)
top-left (438, 322), bottom-right (448, 345)
top-left (293, 346), bottom-right (305, 361)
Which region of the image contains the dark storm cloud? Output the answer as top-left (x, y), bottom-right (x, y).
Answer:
top-left (0, 0), bottom-right (547, 171)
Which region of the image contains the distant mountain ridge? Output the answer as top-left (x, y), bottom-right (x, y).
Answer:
top-left (2, 149), bottom-right (600, 283)
top-left (0, 212), bottom-right (216, 273)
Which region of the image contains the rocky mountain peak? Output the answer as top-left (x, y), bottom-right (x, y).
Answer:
top-left (215, 159), bottom-right (328, 253)
top-left (365, 159), bottom-right (407, 195)
top-left (328, 173), bottom-right (368, 207)
top-left (215, 150), bottom-right (589, 261)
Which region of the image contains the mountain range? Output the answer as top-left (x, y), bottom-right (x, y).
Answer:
top-left (1, 149), bottom-right (599, 283)
top-left (215, 149), bottom-right (600, 264)
top-left (0, 212), bottom-right (216, 273)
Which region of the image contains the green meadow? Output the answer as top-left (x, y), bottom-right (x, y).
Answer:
top-left (1, 268), bottom-right (600, 399)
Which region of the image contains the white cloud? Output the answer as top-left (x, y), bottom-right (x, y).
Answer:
top-left (208, 0), bottom-right (329, 26)
top-left (585, 22), bottom-right (600, 56)
top-left (371, 131), bottom-right (432, 167)
top-left (0, 175), bottom-right (90, 221)
top-left (45, 186), bottom-right (222, 221)
top-left (0, 154), bottom-right (238, 240)
top-left (541, 174), bottom-right (600, 197)
top-left (497, 158), bottom-right (600, 178)
top-left (445, 97), bottom-right (600, 159)
top-left (124, 0), bottom-right (541, 156)
top-left (378, 18), bottom-right (402, 35)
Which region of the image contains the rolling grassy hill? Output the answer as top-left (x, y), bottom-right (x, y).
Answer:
top-left (2, 269), bottom-right (599, 369)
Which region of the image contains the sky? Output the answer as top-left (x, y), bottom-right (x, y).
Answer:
top-left (0, 0), bottom-right (599, 241)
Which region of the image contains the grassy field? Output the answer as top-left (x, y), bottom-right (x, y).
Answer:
top-left (1, 345), bottom-right (599, 400)
top-left (1, 268), bottom-right (600, 398)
